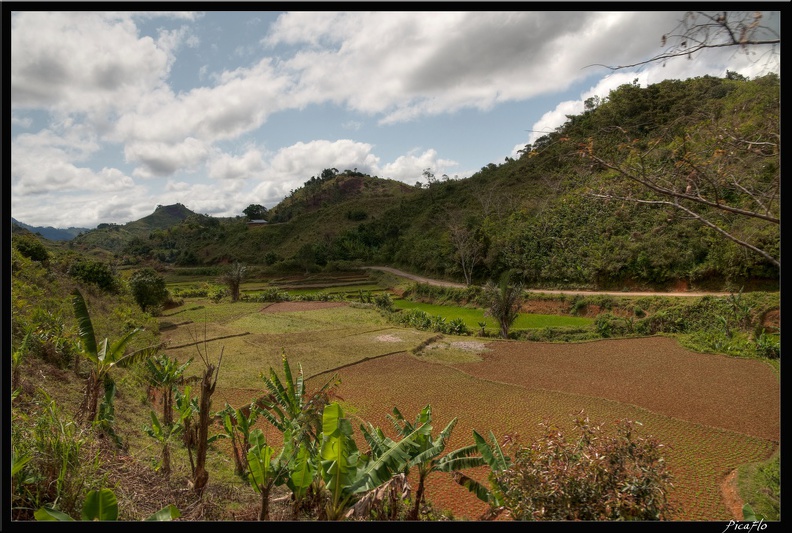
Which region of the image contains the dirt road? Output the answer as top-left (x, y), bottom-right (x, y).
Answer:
top-left (362, 265), bottom-right (734, 297)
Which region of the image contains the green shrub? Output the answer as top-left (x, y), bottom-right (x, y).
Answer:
top-left (129, 268), bottom-right (169, 313)
top-left (14, 235), bottom-right (50, 262)
top-left (754, 332), bottom-right (780, 359)
top-left (68, 259), bottom-right (118, 292)
top-left (255, 288), bottom-right (291, 303)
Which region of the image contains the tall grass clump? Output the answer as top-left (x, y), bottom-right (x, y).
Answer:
top-left (11, 391), bottom-right (103, 520)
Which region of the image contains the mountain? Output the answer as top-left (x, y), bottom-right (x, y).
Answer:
top-left (11, 218), bottom-right (90, 241)
top-left (71, 203), bottom-right (197, 252)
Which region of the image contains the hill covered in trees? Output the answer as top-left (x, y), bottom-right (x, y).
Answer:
top-left (68, 73), bottom-right (779, 292)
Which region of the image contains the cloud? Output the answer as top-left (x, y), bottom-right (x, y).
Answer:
top-left (10, 12), bottom-right (173, 118)
top-left (113, 58), bottom-right (293, 145)
top-left (207, 147), bottom-right (266, 180)
top-left (378, 149), bottom-right (458, 183)
top-left (11, 129), bottom-right (134, 196)
top-left (126, 138), bottom-right (211, 178)
top-left (265, 12), bottom-right (686, 124)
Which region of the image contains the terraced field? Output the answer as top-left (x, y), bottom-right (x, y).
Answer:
top-left (159, 298), bottom-right (779, 521)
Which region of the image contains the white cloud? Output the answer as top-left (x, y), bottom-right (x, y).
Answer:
top-left (265, 12), bottom-right (686, 124)
top-left (378, 149), bottom-right (458, 184)
top-left (11, 12), bottom-right (172, 118)
top-left (11, 129), bottom-right (134, 196)
top-left (207, 147), bottom-right (266, 180)
top-left (114, 58), bottom-right (292, 145)
top-left (126, 137), bottom-right (211, 178)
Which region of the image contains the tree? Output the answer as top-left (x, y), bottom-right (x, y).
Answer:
top-left (243, 204), bottom-right (268, 220)
top-left (582, 75), bottom-right (780, 269)
top-left (71, 289), bottom-right (160, 425)
top-left (14, 235), bottom-right (49, 262)
top-left (129, 268), bottom-right (169, 313)
top-left (581, 12), bottom-right (781, 272)
top-left (220, 261), bottom-right (246, 302)
top-left (192, 341), bottom-right (222, 495)
top-left (68, 259), bottom-right (118, 292)
top-left (448, 222), bottom-right (486, 286)
top-left (598, 11), bottom-right (780, 74)
top-left (483, 272), bottom-right (524, 339)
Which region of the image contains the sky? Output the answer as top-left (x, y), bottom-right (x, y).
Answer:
top-left (7, 8), bottom-right (781, 229)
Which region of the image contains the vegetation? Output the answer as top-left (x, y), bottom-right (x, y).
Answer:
top-left (482, 273), bottom-right (524, 339)
top-left (129, 267), bottom-right (169, 313)
top-left (9, 68), bottom-right (780, 523)
top-left (65, 75), bottom-right (778, 292)
top-left (497, 413), bottom-right (675, 520)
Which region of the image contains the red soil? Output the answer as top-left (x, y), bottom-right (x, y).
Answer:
top-left (259, 301), bottom-right (349, 313)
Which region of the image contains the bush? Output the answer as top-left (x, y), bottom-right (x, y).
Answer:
top-left (754, 332), bottom-right (780, 359)
top-left (497, 413), bottom-right (675, 521)
top-left (129, 268), bottom-right (169, 313)
top-left (68, 259), bottom-right (118, 292)
top-left (14, 236), bottom-right (50, 262)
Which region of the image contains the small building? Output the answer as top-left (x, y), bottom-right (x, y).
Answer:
top-left (247, 219), bottom-right (268, 228)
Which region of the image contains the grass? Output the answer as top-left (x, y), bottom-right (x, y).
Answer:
top-left (737, 451), bottom-right (781, 520)
top-left (392, 298), bottom-right (594, 331)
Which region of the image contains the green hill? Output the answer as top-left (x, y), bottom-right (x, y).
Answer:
top-left (74, 74), bottom-right (779, 291)
top-left (71, 203), bottom-right (197, 253)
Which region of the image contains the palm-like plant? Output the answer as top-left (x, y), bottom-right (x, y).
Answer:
top-left (437, 429), bottom-right (513, 520)
top-left (71, 289), bottom-right (160, 425)
top-left (255, 354), bottom-right (339, 514)
top-left (319, 402), bottom-right (430, 520)
top-left (482, 272), bottom-right (524, 339)
top-left (257, 353), bottom-right (340, 459)
top-left (375, 405), bottom-right (459, 520)
top-left (144, 354), bottom-right (192, 475)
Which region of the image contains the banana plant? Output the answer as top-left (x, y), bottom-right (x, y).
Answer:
top-left (34, 488), bottom-right (179, 521)
top-left (283, 434), bottom-right (317, 517)
top-left (319, 402), bottom-right (430, 520)
top-left (215, 401), bottom-right (260, 477)
top-left (377, 405), bottom-right (459, 520)
top-left (436, 429), bottom-right (512, 520)
top-left (246, 428), bottom-right (288, 520)
top-left (257, 353), bottom-right (340, 463)
top-left (144, 354), bottom-right (192, 475)
top-left (71, 289), bottom-right (160, 425)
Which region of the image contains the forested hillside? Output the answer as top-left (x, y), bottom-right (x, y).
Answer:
top-left (70, 73), bottom-right (779, 291)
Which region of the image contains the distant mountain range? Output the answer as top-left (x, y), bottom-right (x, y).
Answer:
top-left (11, 218), bottom-right (91, 241)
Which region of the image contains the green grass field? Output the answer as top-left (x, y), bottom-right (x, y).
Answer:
top-left (392, 298), bottom-right (594, 330)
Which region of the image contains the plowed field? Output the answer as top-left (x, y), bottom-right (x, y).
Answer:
top-left (301, 338), bottom-right (778, 521)
top-left (175, 300), bottom-right (778, 521)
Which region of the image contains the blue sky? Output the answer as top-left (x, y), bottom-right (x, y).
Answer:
top-left (8, 9), bottom-right (781, 229)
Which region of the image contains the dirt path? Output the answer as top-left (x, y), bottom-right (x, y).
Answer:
top-left (362, 266), bottom-right (734, 297)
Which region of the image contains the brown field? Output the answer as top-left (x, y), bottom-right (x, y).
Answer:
top-left (169, 301), bottom-right (779, 521)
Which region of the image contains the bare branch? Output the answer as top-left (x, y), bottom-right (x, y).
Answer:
top-left (586, 152), bottom-right (779, 224)
top-left (590, 193), bottom-right (779, 267)
top-left (586, 11), bottom-right (780, 72)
